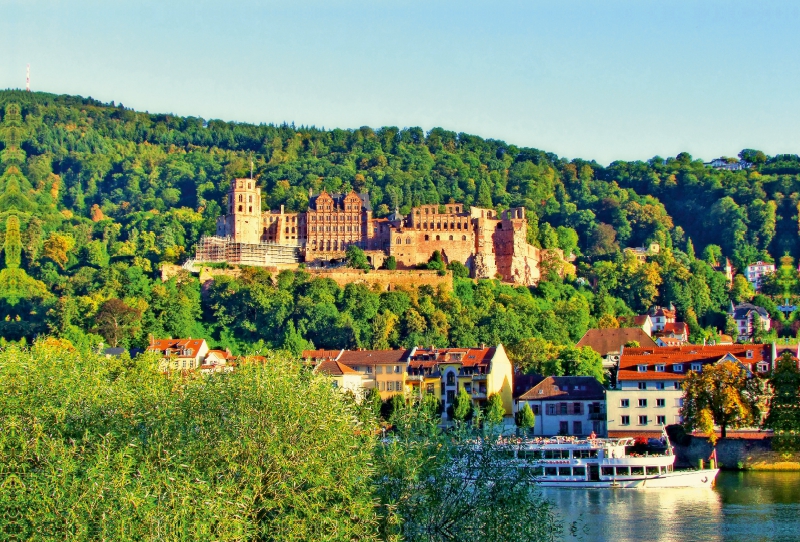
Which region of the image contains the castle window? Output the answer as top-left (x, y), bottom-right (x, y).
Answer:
top-left (462, 235), bottom-right (467, 240)
top-left (425, 235), bottom-right (429, 241)
top-left (291, 227), bottom-right (295, 233)
top-left (457, 223), bottom-right (461, 229)
top-left (249, 195), bottom-right (253, 202)
top-left (285, 228), bottom-right (289, 234)
top-left (449, 207), bottom-right (453, 213)
top-left (396, 238), bottom-right (402, 244)
top-left (450, 223), bottom-right (454, 229)
top-left (238, 195), bottom-right (243, 202)
top-left (238, 205), bottom-right (242, 212)
top-left (249, 206), bottom-right (252, 213)
top-left (406, 237), bottom-right (411, 244)
top-left (436, 235), bottom-right (440, 241)
top-left (443, 222), bottom-right (448, 229)
top-left (248, 183), bottom-right (251, 189)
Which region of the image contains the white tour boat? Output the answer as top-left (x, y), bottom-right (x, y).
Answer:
top-left (496, 434), bottom-right (719, 488)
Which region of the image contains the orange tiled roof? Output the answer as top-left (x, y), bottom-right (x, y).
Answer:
top-left (148, 338), bottom-right (206, 358)
top-left (302, 349), bottom-right (343, 361)
top-left (618, 344), bottom-right (771, 381)
top-left (315, 359), bottom-right (361, 376)
top-left (206, 349), bottom-right (232, 360)
top-left (661, 322), bottom-right (688, 335)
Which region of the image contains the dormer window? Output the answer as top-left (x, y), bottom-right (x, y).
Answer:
top-left (638, 365), bottom-right (648, 372)
top-left (757, 362), bottom-right (769, 373)
top-left (655, 364), bottom-right (665, 372)
top-left (746, 350), bottom-right (754, 359)
top-left (673, 364), bottom-right (683, 373)
top-left (691, 363), bottom-right (702, 372)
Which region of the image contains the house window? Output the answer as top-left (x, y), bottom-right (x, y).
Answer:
top-left (691, 363), bottom-right (702, 372)
top-left (365, 366), bottom-right (372, 374)
top-left (638, 416), bottom-right (648, 425)
top-left (559, 421), bottom-right (569, 435)
top-left (559, 403), bottom-right (568, 415)
top-left (757, 363), bottom-right (769, 372)
top-left (746, 350), bottom-right (753, 359)
top-left (620, 399), bottom-right (630, 408)
top-left (547, 404), bottom-right (557, 415)
top-left (656, 382), bottom-right (665, 390)
top-left (573, 421), bottom-right (583, 435)
top-left (674, 381), bottom-right (681, 390)
top-left (426, 384), bottom-right (434, 394)
top-left (676, 398), bottom-right (684, 408)
top-left (657, 416), bottom-right (666, 425)
top-left (638, 382), bottom-right (647, 390)
top-left (674, 364), bottom-right (683, 372)
top-left (531, 405), bottom-right (540, 415)
top-left (573, 403), bottom-right (582, 415)
top-left (655, 364), bottom-right (665, 372)
top-left (656, 398), bottom-right (666, 407)
top-left (394, 365), bottom-right (402, 373)
top-left (375, 366), bottom-right (382, 374)
top-left (446, 373), bottom-right (455, 385)
top-left (621, 416), bottom-right (630, 426)
top-left (638, 365), bottom-right (648, 372)
top-left (638, 399), bottom-right (647, 407)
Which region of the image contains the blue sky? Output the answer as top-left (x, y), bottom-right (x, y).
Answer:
top-left (3, 0), bottom-right (799, 164)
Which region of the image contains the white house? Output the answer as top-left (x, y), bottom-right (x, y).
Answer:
top-left (745, 261), bottom-right (775, 291)
top-left (514, 376), bottom-right (606, 437)
top-left (728, 302), bottom-right (771, 341)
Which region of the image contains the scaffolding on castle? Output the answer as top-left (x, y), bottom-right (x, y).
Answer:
top-left (195, 236), bottom-right (301, 266)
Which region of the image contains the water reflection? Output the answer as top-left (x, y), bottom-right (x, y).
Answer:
top-left (545, 472), bottom-right (800, 542)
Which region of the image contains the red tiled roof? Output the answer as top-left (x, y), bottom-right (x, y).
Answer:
top-left (661, 322), bottom-right (688, 335)
top-left (206, 349), bottom-right (232, 360)
top-left (652, 308), bottom-right (676, 319)
top-left (302, 349), bottom-right (343, 361)
top-left (339, 349), bottom-right (411, 365)
top-left (407, 347), bottom-right (496, 369)
top-left (576, 328), bottom-right (656, 355)
top-left (517, 376), bottom-right (605, 401)
top-left (148, 338), bottom-right (206, 358)
top-left (618, 344), bottom-right (771, 381)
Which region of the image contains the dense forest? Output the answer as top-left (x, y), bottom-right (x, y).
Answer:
top-left (1, 90), bottom-right (799, 356)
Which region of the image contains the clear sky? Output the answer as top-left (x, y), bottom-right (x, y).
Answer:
top-left (3, 0), bottom-right (799, 164)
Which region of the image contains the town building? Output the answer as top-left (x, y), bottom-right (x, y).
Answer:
top-left (654, 322), bottom-right (689, 346)
top-left (606, 344), bottom-right (772, 438)
top-left (704, 158), bottom-right (751, 171)
top-left (302, 345), bottom-right (514, 415)
top-left (576, 328), bottom-right (657, 371)
top-left (514, 376), bottom-right (607, 437)
top-left (406, 345), bottom-right (514, 416)
top-left (745, 261), bottom-right (775, 291)
top-left (302, 348), bottom-right (412, 401)
top-left (728, 302), bottom-right (771, 341)
top-left (198, 179), bottom-right (567, 286)
top-left (313, 358), bottom-right (368, 399)
top-left (147, 338), bottom-right (210, 371)
top-left (200, 348), bottom-right (235, 374)
top-left (624, 242), bottom-right (660, 262)
top-left (648, 306), bottom-right (676, 333)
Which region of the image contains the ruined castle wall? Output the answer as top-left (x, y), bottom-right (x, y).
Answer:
top-left (306, 269), bottom-right (452, 292)
top-left (389, 228), bottom-right (476, 269)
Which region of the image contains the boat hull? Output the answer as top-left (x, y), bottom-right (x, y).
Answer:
top-left (536, 468), bottom-right (719, 489)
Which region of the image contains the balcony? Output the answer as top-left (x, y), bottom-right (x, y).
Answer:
top-left (589, 411), bottom-right (606, 421)
top-left (472, 374), bottom-right (488, 381)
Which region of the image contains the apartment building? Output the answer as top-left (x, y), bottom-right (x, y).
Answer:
top-left (514, 376), bottom-right (606, 437)
top-left (606, 344), bottom-right (772, 437)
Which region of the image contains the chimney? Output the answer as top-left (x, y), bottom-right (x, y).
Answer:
top-left (309, 187), bottom-right (313, 197)
top-left (280, 204), bottom-right (284, 214)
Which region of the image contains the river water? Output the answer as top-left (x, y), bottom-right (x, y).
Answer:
top-left (545, 471), bottom-right (800, 542)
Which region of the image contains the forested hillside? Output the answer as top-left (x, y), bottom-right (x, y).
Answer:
top-left (1, 90), bottom-right (798, 353)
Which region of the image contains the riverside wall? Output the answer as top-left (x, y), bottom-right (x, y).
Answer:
top-left (673, 436), bottom-right (800, 471)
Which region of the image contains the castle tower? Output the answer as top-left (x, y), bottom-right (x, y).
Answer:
top-left (219, 178), bottom-right (262, 244)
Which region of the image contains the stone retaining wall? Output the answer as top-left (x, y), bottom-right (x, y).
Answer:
top-left (673, 436), bottom-right (800, 470)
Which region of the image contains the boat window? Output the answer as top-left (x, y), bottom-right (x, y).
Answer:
top-left (544, 449), bottom-right (568, 459)
top-left (558, 467), bottom-right (572, 477)
top-left (630, 466), bottom-right (644, 476)
top-left (521, 450), bottom-right (542, 460)
top-left (576, 449), bottom-right (599, 459)
top-left (601, 467), bottom-right (615, 477)
top-left (531, 466), bottom-right (544, 476)
top-left (616, 467), bottom-right (630, 476)
top-left (645, 466), bottom-right (659, 476)
top-left (545, 467), bottom-right (558, 476)
top-left (499, 450), bottom-right (517, 460)
top-left (572, 466), bottom-right (586, 477)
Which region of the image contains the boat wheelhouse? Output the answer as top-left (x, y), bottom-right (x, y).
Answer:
top-left (496, 435), bottom-right (718, 488)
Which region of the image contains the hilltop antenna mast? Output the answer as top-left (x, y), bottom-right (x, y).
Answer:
top-left (26, 64), bottom-right (30, 92)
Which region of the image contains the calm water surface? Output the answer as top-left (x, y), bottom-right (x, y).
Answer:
top-left (546, 471), bottom-right (800, 542)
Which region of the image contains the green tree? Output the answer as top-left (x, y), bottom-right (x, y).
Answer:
top-left (765, 351), bottom-right (800, 452)
top-left (383, 255), bottom-right (397, 270)
top-left (452, 387), bottom-right (473, 422)
top-left (515, 402), bottom-right (536, 436)
top-left (345, 244), bottom-right (370, 270)
top-left (484, 393), bottom-right (505, 427)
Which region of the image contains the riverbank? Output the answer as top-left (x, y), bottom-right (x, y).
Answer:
top-left (673, 436), bottom-right (800, 471)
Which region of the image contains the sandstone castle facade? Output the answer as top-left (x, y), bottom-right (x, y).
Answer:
top-left (196, 178), bottom-right (564, 286)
